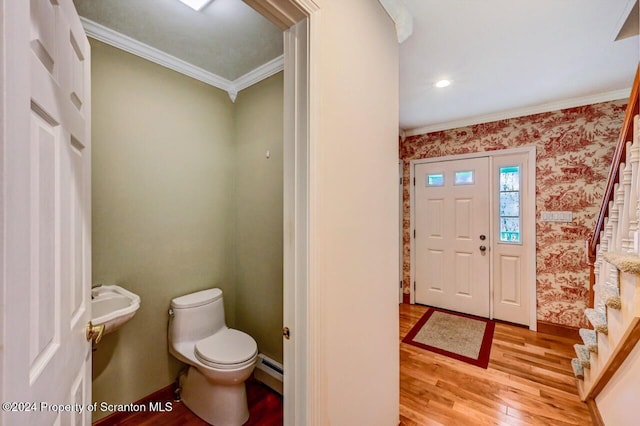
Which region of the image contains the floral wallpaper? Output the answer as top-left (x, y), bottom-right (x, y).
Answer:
top-left (400, 100), bottom-right (627, 328)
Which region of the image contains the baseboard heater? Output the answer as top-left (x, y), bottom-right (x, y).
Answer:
top-left (254, 353), bottom-right (283, 395)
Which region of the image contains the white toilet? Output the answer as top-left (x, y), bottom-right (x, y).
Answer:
top-left (168, 288), bottom-right (258, 426)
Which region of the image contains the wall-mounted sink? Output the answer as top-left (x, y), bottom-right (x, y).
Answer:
top-left (91, 285), bottom-right (141, 335)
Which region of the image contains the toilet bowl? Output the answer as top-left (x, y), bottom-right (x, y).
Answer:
top-left (169, 288), bottom-right (258, 426)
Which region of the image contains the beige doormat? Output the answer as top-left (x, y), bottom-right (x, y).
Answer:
top-left (402, 307), bottom-right (495, 368)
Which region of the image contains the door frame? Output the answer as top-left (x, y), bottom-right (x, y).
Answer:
top-left (277, 2), bottom-right (319, 425)
top-left (283, 16), bottom-right (313, 426)
top-left (240, 2), bottom-right (319, 424)
top-left (399, 160), bottom-right (404, 303)
top-left (409, 146), bottom-right (537, 330)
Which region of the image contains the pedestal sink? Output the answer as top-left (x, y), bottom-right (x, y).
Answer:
top-left (91, 285), bottom-right (141, 335)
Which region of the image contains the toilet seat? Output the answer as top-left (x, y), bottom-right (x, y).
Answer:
top-left (195, 329), bottom-right (257, 370)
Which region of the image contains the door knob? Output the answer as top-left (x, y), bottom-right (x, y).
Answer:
top-left (86, 321), bottom-right (105, 345)
top-left (479, 234), bottom-right (486, 241)
top-left (479, 245), bottom-right (487, 252)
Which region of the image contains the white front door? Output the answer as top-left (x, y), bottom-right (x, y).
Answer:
top-left (1, 1), bottom-right (92, 424)
top-left (414, 158), bottom-right (490, 317)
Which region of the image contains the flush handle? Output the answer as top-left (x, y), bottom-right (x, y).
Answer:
top-left (86, 321), bottom-right (105, 345)
top-left (283, 326), bottom-right (291, 340)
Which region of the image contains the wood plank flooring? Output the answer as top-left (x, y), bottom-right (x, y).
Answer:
top-left (98, 304), bottom-right (590, 425)
top-left (400, 303), bottom-right (592, 426)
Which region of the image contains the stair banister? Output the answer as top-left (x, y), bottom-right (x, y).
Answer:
top-left (587, 64), bottom-right (640, 305)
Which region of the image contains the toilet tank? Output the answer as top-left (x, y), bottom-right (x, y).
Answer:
top-left (169, 288), bottom-right (227, 344)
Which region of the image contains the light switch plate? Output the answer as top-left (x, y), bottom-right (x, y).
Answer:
top-left (541, 211), bottom-right (573, 222)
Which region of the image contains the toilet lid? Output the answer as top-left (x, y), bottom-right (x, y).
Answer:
top-left (195, 329), bottom-right (257, 367)
top-left (171, 288), bottom-right (222, 309)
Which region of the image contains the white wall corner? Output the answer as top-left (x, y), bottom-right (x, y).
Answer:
top-left (378, 0), bottom-right (413, 43)
top-left (611, 0), bottom-right (639, 41)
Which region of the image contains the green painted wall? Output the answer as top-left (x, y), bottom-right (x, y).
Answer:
top-left (234, 73), bottom-right (284, 363)
top-left (90, 40), bottom-right (283, 420)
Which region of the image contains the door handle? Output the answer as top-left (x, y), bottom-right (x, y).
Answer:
top-left (86, 321), bottom-right (105, 345)
top-left (479, 245), bottom-right (487, 252)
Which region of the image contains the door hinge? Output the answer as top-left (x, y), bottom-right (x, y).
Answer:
top-left (413, 177), bottom-right (416, 186)
top-left (400, 177), bottom-right (403, 185)
top-left (283, 327), bottom-right (290, 340)
top-left (413, 229), bottom-right (416, 238)
top-left (413, 281), bottom-right (416, 291)
top-left (400, 280), bottom-right (403, 289)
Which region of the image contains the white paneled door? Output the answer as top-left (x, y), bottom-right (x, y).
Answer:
top-left (414, 158), bottom-right (490, 318)
top-left (2, 1), bottom-right (92, 425)
top-left (491, 152), bottom-right (533, 327)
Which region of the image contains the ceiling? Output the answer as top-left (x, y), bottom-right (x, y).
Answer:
top-left (400, 0), bottom-right (639, 133)
top-left (73, 0), bottom-right (639, 133)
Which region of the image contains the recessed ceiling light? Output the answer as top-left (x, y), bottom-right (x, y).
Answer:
top-left (434, 79), bottom-right (451, 88)
top-left (177, 0), bottom-right (213, 11)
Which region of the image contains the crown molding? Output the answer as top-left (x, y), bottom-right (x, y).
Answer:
top-left (234, 55), bottom-right (284, 93)
top-left (81, 18), bottom-right (283, 102)
top-left (378, 0), bottom-right (413, 43)
top-left (404, 88), bottom-right (632, 136)
top-left (81, 18), bottom-right (233, 92)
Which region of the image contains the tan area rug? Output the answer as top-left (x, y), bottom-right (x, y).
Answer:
top-left (402, 307), bottom-right (495, 368)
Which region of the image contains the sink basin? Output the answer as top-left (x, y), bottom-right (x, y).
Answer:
top-left (91, 285), bottom-right (141, 334)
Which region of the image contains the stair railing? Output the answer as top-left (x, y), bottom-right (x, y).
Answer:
top-left (575, 65), bottom-right (640, 408)
top-left (587, 65), bottom-right (640, 305)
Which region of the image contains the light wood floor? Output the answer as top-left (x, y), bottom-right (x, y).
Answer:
top-left (400, 303), bottom-right (593, 426)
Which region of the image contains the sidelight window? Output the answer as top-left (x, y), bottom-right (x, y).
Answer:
top-left (499, 166), bottom-right (521, 243)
